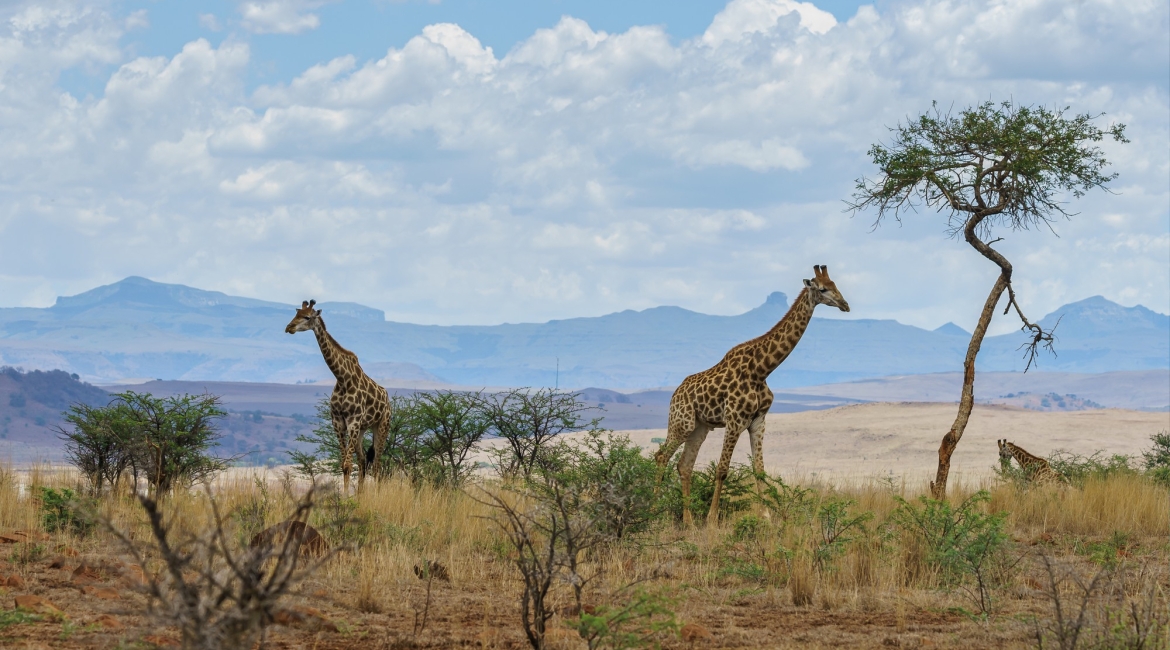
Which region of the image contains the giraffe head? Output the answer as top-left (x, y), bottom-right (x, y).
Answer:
top-left (802, 265), bottom-right (850, 312)
top-left (998, 439), bottom-right (1013, 463)
top-left (285, 300), bottom-right (322, 334)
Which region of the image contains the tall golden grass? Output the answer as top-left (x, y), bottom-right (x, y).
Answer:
top-left (0, 462), bottom-right (1165, 645)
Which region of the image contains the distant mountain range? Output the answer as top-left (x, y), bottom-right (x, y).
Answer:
top-left (0, 277), bottom-right (1166, 389)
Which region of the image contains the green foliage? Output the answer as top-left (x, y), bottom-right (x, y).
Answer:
top-left (60, 391), bottom-right (229, 496)
top-left (115, 391), bottom-right (229, 495)
top-left (481, 388), bottom-right (601, 479)
top-left (1080, 531), bottom-right (1132, 570)
top-left (37, 487), bottom-right (95, 537)
top-left (289, 398), bottom-right (347, 480)
top-left (571, 586), bottom-right (681, 650)
top-left (813, 496), bottom-right (872, 572)
top-left (682, 462), bottom-right (755, 522)
top-left (890, 491), bottom-right (1010, 616)
top-left (756, 474), bottom-right (817, 527)
top-left (312, 488), bottom-right (375, 547)
top-left (414, 391), bottom-right (491, 486)
top-left (0, 609), bottom-right (41, 631)
top-left (58, 401), bottom-right (137, 495)
top-left (232, 477), bottom-right (273, 545)
top-left (732, 514), bottom-right (765, 541)
top-left (9, 542), bottom-right (46, 566)
top-left (291, 395), bottom-right (442, 485)
top-left (542, 430), bottom-right (664, 541)
top-left (1047, 450), bottom-right (1138, 487)
top-left (851, 100), bottom-right (1127, 231)
top-left (1143, 430), bottom-right (1170, 487)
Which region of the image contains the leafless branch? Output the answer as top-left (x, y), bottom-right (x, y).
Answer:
top-left (99, 482), bottom-right (343, 649)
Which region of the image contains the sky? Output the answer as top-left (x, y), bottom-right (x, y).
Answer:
top-left (0, 0), bottom-right (1166, 334)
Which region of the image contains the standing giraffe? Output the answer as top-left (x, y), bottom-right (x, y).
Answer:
top-left (286, 300), bottom-right (390, 494)
top-left (998, 439), bottom-right (1062, 485)
top-left (654, 266), bottom-right (850, 526)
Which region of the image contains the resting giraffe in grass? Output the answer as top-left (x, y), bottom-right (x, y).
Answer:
top-left (998, 439), bottom-right (1063, 485)
top-left (286, 300), bottom-right (389, 495)
top-left (653, 265), bottom-right (850, 526)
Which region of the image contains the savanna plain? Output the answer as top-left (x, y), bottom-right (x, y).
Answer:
top-left (0, 402), bottom-right (1167, 650)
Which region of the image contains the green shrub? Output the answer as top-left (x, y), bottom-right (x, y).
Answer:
top-left (1143, 430), bottom-right (1170, 487)
top-left (889, 491), bottom-right (1010, 617)
top-left (1048, 450), bottom-right (1138, 486)
top-left (813, 496), bottom-right (872, 573)
top-left (681, 461), bottom-right (755, 523)
top-left (540, 430), bottom-right (665, 541)
top-left (312, 488), bottom-right (375, 547)
top-left (756, 474), bottom-right (816, 527)
top-left (570, 586), bottom-right (680, 650)
top-left (37, 487), bottom-right (95, 537)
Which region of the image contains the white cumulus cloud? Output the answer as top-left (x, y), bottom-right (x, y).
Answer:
top-left (0, 0), bottom-right (1164, 333)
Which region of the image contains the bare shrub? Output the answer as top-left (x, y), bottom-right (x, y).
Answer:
top-left (477, 475), bottom-right (617, 650)
top-left (1033, 553), bottom-right (1169, 649)
top-left (101, 483), bottom-right (341, 649)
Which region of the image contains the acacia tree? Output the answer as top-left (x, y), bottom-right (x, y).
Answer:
top-left (479, 388), bottom-right (601, 479)
top-left (849, 101), bottom-right (1126, 499)
top-left (58, 401), bottom-right (136, 495)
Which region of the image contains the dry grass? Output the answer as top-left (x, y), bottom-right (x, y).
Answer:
top-left (0, 464), bottom-right (1165, 649)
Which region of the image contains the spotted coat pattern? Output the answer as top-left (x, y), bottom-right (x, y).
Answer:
top-left (998, 439), bottom-right (1062, 485)
top-left (286, 300), bottom-right (390, 494)
top-left (654, 266), bottom-right (850, 526)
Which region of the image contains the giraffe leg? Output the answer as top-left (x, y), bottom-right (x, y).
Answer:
top-left (333, 414), bottom-right (352, 496)
top-left (654, 408), bottom-right (693, 491)
top-left (707, 419), bottom-right (744, 526)
top-left (349, 420), bottom-right (368, 493)
top-left (746, 413), bottom-right (770, 519)
top-left (677, 422), bottom-right (711, 527)
top-left (368, 415), bottom-right (389, 483)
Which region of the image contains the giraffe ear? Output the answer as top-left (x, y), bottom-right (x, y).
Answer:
top-left (315, 309), bottom-right (322, 317)
top-left (803, 279), bottom-right (813, 287)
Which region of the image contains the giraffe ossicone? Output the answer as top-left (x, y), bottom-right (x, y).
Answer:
top-left (286, 300), bottom-right (391, 495)
top-left (653, 265), bottom-right (850, 526)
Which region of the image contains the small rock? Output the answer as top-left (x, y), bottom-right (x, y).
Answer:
top-left (0, 531), bottom-right (49, 544)
top-left (96, 614), bottom-right (123, 630)
top-left (310, 588), bottom-right (329, 599)
top-left (82, 585), bottom-right (121, 600)
top-left (14, 594), bottom-right (62, 615)
top-left (72, 564), bottom-right (100, 585)
top-left (142, 634), bottom-right (179, 647)
top-left (680, 622), bottom-right (712, 643)
top-left (48, 557), bottom-right (68, 569)
top-left (5, 574), bottom-right (26, 589)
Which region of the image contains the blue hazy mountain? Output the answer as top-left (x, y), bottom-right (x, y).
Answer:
top-left (0, 277), bottom-right (1165, 388)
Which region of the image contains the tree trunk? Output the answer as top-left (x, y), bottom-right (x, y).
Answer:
top-left (930, 271), bottom-right (1010, 500)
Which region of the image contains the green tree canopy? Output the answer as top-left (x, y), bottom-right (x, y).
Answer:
top-left (849, 100), bottom-right (1126, 499)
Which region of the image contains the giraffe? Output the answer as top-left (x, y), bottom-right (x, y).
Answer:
top-left (654, 265), bottom-right (850, 526)
top-left (998, 439), bottom-right (1063, 485)
top-left (286, 300), bottom-right (390, 495)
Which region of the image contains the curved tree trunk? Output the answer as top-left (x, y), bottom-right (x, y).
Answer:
top-left (930, 271), bottom-right (1010, 499)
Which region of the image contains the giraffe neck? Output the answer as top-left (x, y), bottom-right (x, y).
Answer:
top-left (1009, 444), bottom-right (1045, 469)
top-left (311, 318), bottom-right (356, 382)
top-left (744, 288), bottom-right (816, 381)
